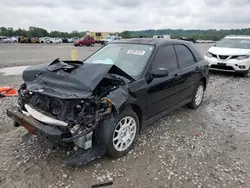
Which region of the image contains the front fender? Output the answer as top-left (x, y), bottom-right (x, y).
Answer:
top-left (106, 87), bottom-right (128, 113)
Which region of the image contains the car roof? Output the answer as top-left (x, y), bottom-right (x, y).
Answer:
top-left (225, 35), bottom-right (250, 39)
top-left (113, 38), bottom-right (193, 46)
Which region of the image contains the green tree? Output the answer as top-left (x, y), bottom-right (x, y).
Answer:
top-left (121, 30), bottom-right (132, 38)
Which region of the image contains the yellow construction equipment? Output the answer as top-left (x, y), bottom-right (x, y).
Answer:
top-left (86, 32), bottom-right (110, 43)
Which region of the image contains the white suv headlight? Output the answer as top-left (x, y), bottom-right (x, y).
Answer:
top-left (237, 55), bottom-right (250, 60)
top-left (205, 52), bottom-right (213, 58)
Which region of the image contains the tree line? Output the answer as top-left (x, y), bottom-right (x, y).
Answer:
top-left (0, 26), bottom-right (86, 38)
top-left (1, 26), bottom-right (250, 41)
top-left (120, 28), bottom-right (250, 41)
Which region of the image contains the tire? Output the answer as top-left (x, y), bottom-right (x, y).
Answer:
top-left (187, 81), bottom-right (205, 109)
top-left (241, 69), bottom-right (249, 77)
top-left (101, 107), bottom-right (139, 158)
top-left (79, 43), bottom-right (83, 47)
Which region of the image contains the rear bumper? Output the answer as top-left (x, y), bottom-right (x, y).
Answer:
top-left (7, 106), bottom-right (63, 142)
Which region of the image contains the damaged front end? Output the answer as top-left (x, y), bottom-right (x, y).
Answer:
top-left (7, 59), bottom-right (133, 165)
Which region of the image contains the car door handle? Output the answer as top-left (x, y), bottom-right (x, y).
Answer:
top-left (195, 67), bottom-right (200, 71)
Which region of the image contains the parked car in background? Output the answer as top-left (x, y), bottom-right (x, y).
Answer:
top-left (11, 36), bottom-right (19, 43)
top-left (39, 37), bottom-right (51, 43)
top-left (73, 35), bottom-right (95, 47)
top-left (68, 37), bottom-right (79, 43)
top-left (153, 35), bottom-right (171, 39)
top-left (100, 36), bottom-right (121, 45)
top-left (0, 36), bottom-right (11, 43)
top-left (204, 35), bottom-right (250, 76)
top-left (46, 38), bottom-right (62, 44)
top-left (61, 38), bottom-right (69, 43)
top-left (179, 36), bottom-right (196, 43)
top-left (7, 38), bottom-right (209, 165)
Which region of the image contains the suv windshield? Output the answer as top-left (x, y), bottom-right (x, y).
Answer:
top-left (216, 38), bottom-right (250, 49)
top-left (84, 43), bottom-right (155, 78)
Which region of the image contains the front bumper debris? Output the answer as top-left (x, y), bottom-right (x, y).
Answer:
top-left (7, 106), bottom-right (63, 142)
top-left (6, 106), bottom-right (107, 165)
top-left (65, 146), bottom-right (105, 166)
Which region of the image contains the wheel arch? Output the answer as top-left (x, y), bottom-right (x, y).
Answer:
top-left (199, 77), bottom-right (207, 90)
top-left (118, 102), bottom-right (143, 132)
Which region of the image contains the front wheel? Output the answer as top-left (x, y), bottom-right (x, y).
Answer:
top-left (240, 69), bottom-right (249, 77)
top-left (106, 108), bottom-right (139, 158)
top-left (187, 81), bottom-right (205, 109)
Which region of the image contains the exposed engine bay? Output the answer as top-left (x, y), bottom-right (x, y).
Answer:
top-left (17, 77), bottom-right (123, 148)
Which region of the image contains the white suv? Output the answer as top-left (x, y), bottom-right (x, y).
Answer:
top-left (100, 36), bottom-right (120, 45)
top-left (204, 35), bottom-right (250, 76)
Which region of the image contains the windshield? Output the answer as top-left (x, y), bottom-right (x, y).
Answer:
top-left (216, 38), bottom-right (250, 49)
top-left (84, 43), bottom-right (155, 78)
top-left (104, 36), bottom-right (111, 39)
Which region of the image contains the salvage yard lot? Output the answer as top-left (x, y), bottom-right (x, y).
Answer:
top-left (0, 43), bottom-right (250, 188)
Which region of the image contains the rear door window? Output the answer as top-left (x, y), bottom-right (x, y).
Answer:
top-left (174, 45), bottom-right (195, 68)
top-left (153, 45), bottom-right (178, 71)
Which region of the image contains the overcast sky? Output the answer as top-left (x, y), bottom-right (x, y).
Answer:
top-left (0, 0), bottom-right (250, 32)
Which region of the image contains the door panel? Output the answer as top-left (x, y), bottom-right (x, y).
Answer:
top-left (179, 63), bottom-right (201, 100)
top-left (174, 44), bottom-right (202, 101)
top-left (147, 69), bottom-right (182, 118)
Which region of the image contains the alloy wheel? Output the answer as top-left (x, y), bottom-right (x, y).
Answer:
top-left (195, 85), bottom-right (204, 106)
top-left (112, 116), bottom-right (137, 152)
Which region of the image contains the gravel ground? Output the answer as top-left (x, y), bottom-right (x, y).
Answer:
top-left (0, 43), bottom-right (250, 188)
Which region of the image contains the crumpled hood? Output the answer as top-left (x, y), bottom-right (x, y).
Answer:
top-left (208, 47), bottom-right (250, 56)
top-left (22, 59), bottom-right (134, 99)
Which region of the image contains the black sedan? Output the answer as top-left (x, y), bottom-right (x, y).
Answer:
top-left (7, 38), bottom-right (209, 165)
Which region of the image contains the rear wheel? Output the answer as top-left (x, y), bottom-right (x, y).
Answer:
top-left (187, 81), bottom-right (205, 109)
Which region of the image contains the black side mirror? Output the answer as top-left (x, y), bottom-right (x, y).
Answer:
top-left (152, 68), bottom-right (169, 78)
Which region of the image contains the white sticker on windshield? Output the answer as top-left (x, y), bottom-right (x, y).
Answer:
top-left (127, 49), bottom-right (145, 55)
